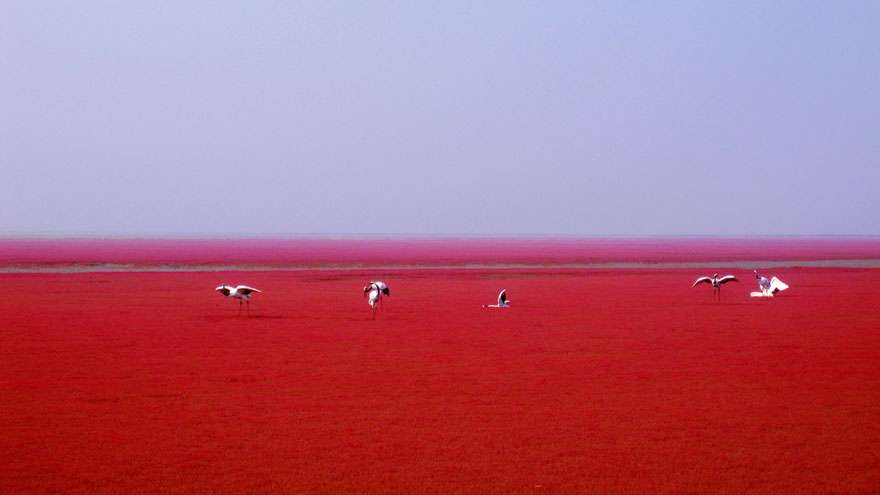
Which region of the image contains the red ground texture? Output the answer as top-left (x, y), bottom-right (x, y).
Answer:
top-left (2, 240), bottom-right (879, 493)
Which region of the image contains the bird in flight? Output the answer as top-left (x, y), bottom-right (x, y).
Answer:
top-left (216, 284), bottom-right (262, 315)
top-left (692, 274), bottom-right (738, 301)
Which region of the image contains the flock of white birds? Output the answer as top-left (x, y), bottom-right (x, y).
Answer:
top-left (691, 270), bottom-right (790, 301)
top-left (215, 271), bottom-right (789, 316)
top-left (214, 281), bottom-right (512, 317)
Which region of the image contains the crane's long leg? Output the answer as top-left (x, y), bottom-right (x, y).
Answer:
top-left (246, 299), bottom-right (250, 316)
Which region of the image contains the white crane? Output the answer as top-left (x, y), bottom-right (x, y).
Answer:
top-left (363, 281), bottom-right (390, 317)
top-left (483, 289), bottom-right (511, 308)
top-left (751, 270), bottom-right (790, 297)
top-left (215, 284), bottom-right (262, 315)
top-left (692, 273), bottom-right (738, 301)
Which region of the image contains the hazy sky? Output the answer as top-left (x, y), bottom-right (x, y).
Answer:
top-left (2, 1), bottom-right (878, 236)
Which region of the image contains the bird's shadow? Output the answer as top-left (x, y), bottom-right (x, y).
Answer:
top-left (695, 301), bottom-right (752, 307)
top-left (204, 314), bottom-right (285, 322)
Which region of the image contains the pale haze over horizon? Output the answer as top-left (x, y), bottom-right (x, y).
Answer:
top-left (2, 1), bottom-right (878, 237)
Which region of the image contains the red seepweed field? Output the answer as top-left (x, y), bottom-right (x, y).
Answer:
top-left (2, 239), bottom-right (880, 493)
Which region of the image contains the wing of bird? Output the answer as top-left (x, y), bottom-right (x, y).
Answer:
top-left (769, 277), bottom-right (789, 293)
top-left (215, 286), bottom-right (232, 296)
top-left (381, 287), bottom-right (390, 296)
top-left (717, 275), bottom-right (738, 284)
top-left (692, 277), bottom-right (712, 287)
top-left (498, 289), bottom-right (507, 304)
top-left (235, 285), bottom-right (261, 295)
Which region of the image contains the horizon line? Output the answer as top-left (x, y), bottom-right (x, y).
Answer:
top-left (3, 258), bottom-right (880, 274)
top-left (2, 233), bottom-right (880, 241)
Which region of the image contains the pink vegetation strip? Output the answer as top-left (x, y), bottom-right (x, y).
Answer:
top-left (0, 238), bottom-right (878, 267)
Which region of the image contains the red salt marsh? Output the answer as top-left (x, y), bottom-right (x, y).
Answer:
top-left (2, 237), bottom-right (880, 267)
top-left (2, 241), bottom-right (880, 493)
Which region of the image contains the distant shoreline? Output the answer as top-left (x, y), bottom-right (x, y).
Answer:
top-left (1, 238), bottom-right (878, 271)
top-left (3, 259), bottom-right (880, 273)
top-left (1, 234), bottom-right (879, 240)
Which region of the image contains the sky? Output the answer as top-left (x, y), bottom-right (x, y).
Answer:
top-left (1, 1), bottom-right (878, 236)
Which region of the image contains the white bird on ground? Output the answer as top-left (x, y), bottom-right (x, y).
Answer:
top-left (692, 273), bottom-right (738, 301)
top-left (483, 289), bottom-right (511, 308)
top-left (363, 281), bottom-right (390, 317)
top-left (751, 270), bottom-right (790, 297)
top-left (216, 284), bottom-right (262, 315)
